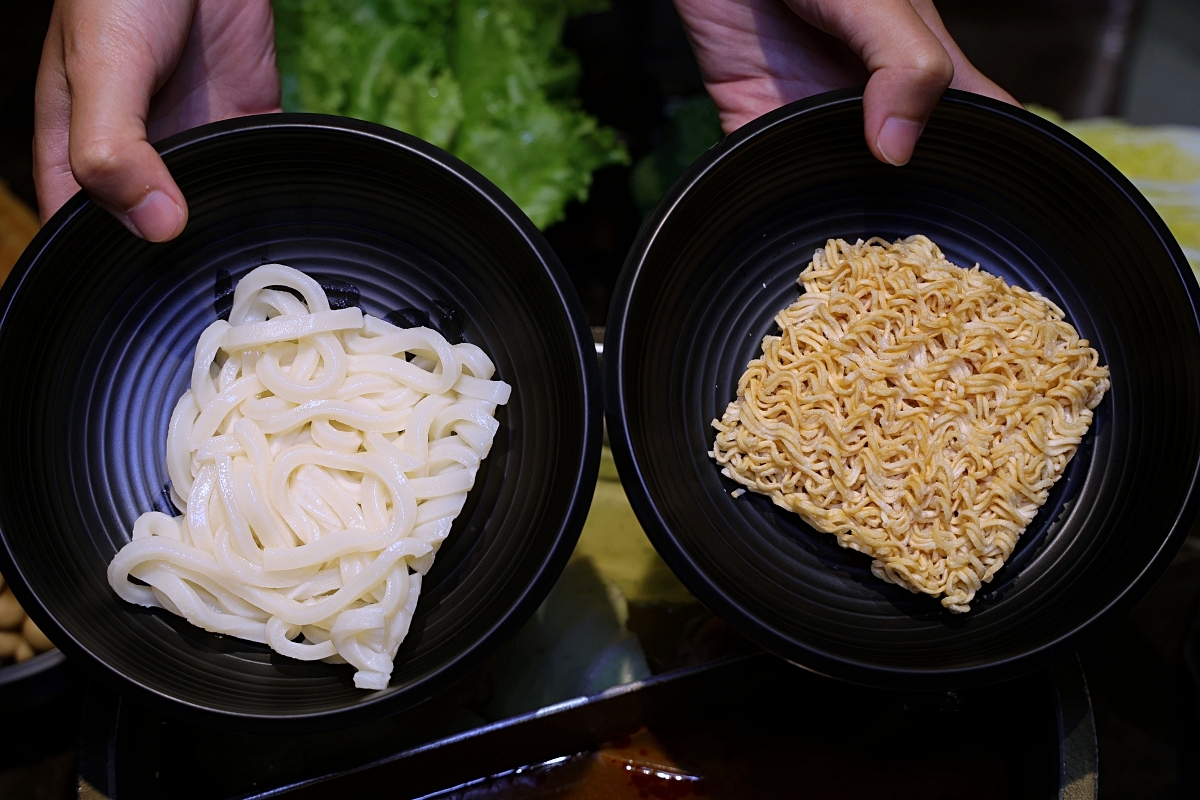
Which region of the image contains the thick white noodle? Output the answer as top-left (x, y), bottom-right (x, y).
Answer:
top-left (108, 264), bottom-right (511, 690)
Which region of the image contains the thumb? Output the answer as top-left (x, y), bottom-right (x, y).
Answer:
top-left (787, 0), bottom-right (955, 166)
top-left (62, 9), bottom-right (190, 241)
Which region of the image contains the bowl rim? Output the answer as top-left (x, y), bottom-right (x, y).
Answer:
top-left (0, 112), bottom-right (602, 730)
top-left (0, 648), bottom-right (66, 689)
top-left (604, 86), bottom-right (1200, 688)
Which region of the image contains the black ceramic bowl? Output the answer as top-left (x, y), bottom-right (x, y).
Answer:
top-left (0, 649), bottom-right (69, 697)
top-left (606, 88), bottom-right (1200, 688)
top-left (0, 114), bottom-right (601, 731)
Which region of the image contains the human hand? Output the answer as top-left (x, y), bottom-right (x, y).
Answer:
top-left (674, 0), bottom-right (1018, 165)
top-left (34, 0), bottom-right (281, 241)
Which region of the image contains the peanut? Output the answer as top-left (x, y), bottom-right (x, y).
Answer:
top-left (0, 589), bottom-right (23, 630)
top-left (22, 616), bottom-right (53, 653)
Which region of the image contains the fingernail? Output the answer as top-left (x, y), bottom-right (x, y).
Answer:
top-left (125, 190), bottom-right (184, 242)
top-left (877, 117), bottom-right (923, 166)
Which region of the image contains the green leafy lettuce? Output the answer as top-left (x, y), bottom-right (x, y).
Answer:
top-left (273, 0), bottom-right (628, 228)
top-left (629, 94), bottom-right (723, 219)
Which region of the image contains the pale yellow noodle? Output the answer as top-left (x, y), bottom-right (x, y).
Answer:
top-left (710, 236), bottom-right (1110, 612)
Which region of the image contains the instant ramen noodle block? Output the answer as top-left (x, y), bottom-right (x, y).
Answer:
top-left (711, 236), bottom-right (1110, 612)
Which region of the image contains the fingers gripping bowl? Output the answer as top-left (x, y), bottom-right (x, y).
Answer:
top-left (606, 89), bottom-right (1200, 687)
top-left (0, 115), bottom-right (601, 730)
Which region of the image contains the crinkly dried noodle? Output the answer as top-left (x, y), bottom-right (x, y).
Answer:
top-left (108, 264), bottom-right (510, 688)
top-left (711, 236), bottom-right (1109, 612)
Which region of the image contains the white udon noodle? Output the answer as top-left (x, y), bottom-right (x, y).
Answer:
top-left (107, 264), bottom-right (510, 690)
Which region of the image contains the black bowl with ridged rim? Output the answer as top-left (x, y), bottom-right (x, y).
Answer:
top-left (606, 88), bottom-right (1200, 688)
top-left (0, 114), bottom-right (601, 731)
